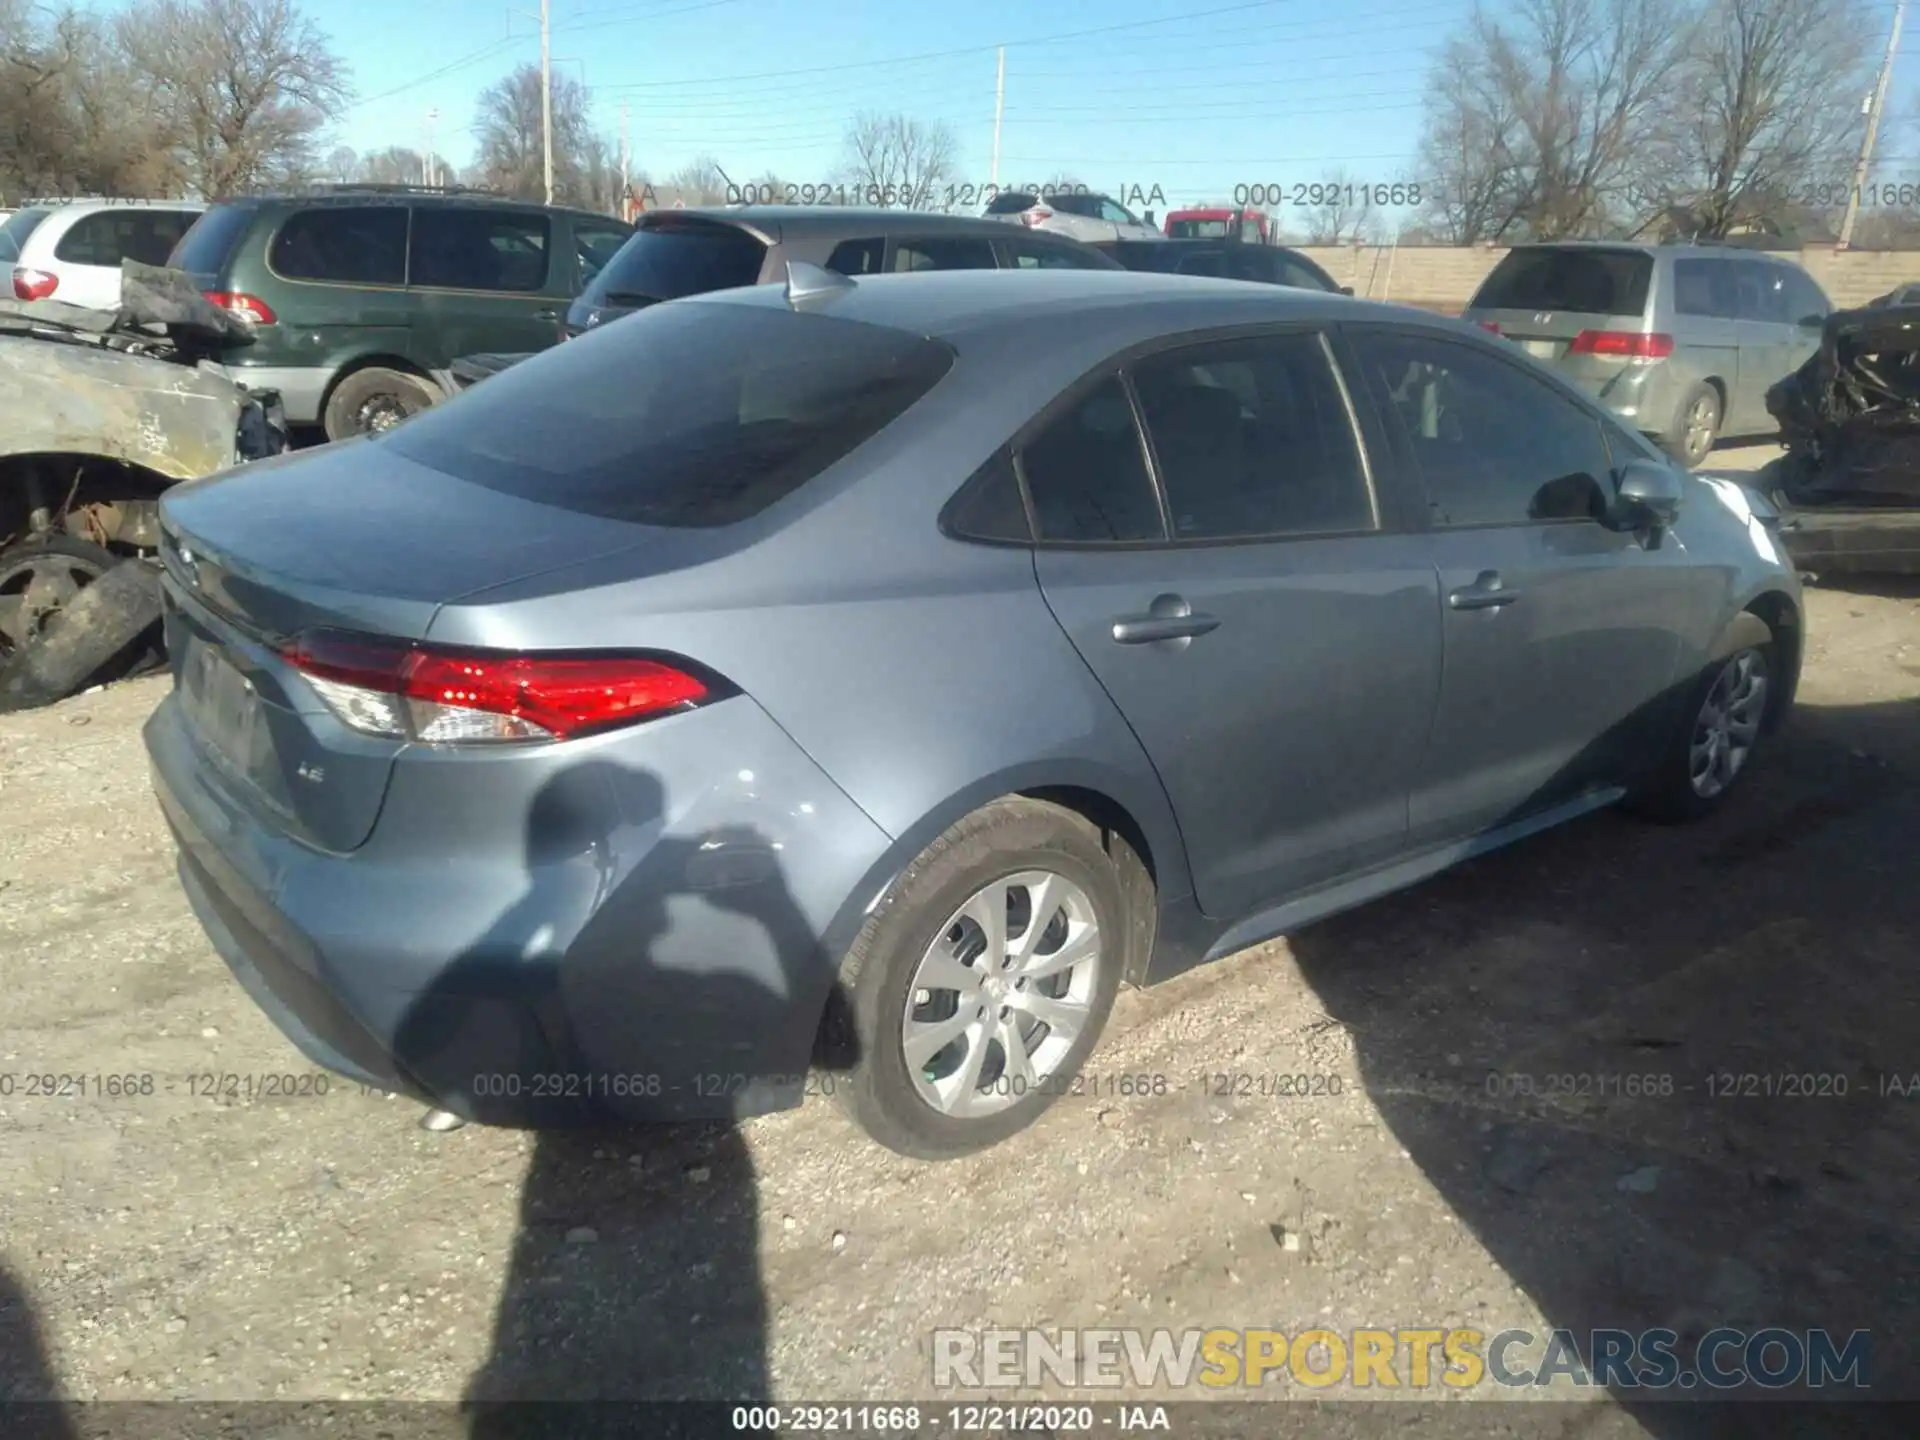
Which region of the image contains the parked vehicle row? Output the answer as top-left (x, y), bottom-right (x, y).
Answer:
top-left (5, 197), bottom-right (204, 309)
top-left (143, 262), bottom-right (1803, 1160)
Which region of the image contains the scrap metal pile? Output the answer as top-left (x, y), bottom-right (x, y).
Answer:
top-left (1766, 301), bottom-right (1920, 507)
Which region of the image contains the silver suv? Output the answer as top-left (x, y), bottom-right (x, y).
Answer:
top-left (1462, 242), bottom-right (1832, 467)
top-left (985, 190), bottom-right (1166, 244)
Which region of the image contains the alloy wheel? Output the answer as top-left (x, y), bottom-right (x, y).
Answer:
top-left (1684, 394), bottom-right (1717, 467)
top-left (0, 546), bottom-right (109, 662)
top-left (1689, 648), bottom-right (1769, 798)
top-left (901, 870), bottom-right (1102, 1119)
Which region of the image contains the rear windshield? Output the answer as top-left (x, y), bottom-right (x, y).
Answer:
top-left (0, 207), bottom-right (51, 263)
top-left (585, 219), bottom-right (766, 307)
top-left (985, 192), bottom-right (1036, 214)
top-left (1471, 247), bottom-right (1653, 316)
top-left (1168, 218), bottom-right (1228, 239)
top-left (381, 301), bottom-right (956, 527)
top-left (168, 203), bottom-right (258, 276)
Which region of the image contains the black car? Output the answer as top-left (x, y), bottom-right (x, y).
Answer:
top-left (1095, 238), bottom-right (1350, 293)
top-left (451, 208), bottom-right (1122, 386)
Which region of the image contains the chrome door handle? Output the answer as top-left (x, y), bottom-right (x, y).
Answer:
top-left (1111, 612), bottom-right (1221, 643)
top-left (1448, 571), bottom-right (1521, 610)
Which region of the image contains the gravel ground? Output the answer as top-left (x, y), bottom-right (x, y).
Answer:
top-left (3, 441), bottom-right (1917, 1434)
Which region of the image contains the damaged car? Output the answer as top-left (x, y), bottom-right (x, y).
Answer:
top-left (1758, 302), bottom-right (1920, 576)
top-left (0, 260), bottom-right (288, 710)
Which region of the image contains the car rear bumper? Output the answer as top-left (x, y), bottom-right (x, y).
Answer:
top-left (143, 685), bottom-right (895, 1127)
top-left (209, 363), bottom-right (331, 425)
top-left (1775, 502), bottom-right (1920, 574)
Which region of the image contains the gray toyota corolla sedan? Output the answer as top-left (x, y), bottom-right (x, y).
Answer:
top-left (144, 266), bottom-right (1803, 1159)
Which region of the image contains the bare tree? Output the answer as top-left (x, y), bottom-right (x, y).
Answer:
top-left (1649, 0), bottom-right (1874, 237)
top-left (839, 112), bottom-right (957, 209)
top-left (473, 62), bottom-right (617, 208)
top-left (118, 0), bottom-right (349, 198)
top-left (1416, 0), bottom-right (1688, 241)
top-left (355, 145), bottom-right (424, 186)
top-left (1300, 169), bottom-right (1376, 243)
top-left (324, 144), bottom-right (357, 183)
top-left (662, 156), bottom-right (730, 205)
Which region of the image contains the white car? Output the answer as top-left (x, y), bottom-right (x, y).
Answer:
top-left (4, 198), bottom-right (205, 310)
top-left (984, 190), bottom-right (1166, 244)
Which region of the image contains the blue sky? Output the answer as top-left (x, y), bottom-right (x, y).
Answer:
top-left (325, 0), bottom-right (1916, 215)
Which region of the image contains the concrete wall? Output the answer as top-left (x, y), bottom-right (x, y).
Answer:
top-left (1296, 244), bottom-right (1920, 314)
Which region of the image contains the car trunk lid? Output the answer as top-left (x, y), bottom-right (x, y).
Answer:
top-left (1466, 246), bottom-right (1655, 366)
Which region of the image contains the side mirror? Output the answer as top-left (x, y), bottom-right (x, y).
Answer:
top-left (1608, 458), bottom-right (1685, 533)
top-left (1143, 210), bottom-right (1156, 226)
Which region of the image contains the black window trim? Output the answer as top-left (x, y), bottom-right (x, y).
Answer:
top-left (1339, 320), bottom-right (1633, 533)
top-left (938, 449), bottom-right (1035, 547)
top-left (1000, 319), bottom-right (1393, 553)
top-left (265, 201), bottom-right (413, 291)
top-left (51, 207), bottom-right (201, 267)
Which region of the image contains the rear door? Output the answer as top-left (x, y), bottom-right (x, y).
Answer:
top-left (1735, 260), bottom-right (1826, 431)
top-left (1028, 330), bottom-right (1441, 918)
top-left (1466, 246), bottom-right (1655, 369)
top-left (407, 205), bottom-right (563, 365)
top-left (1342, 324), bottom-right (1696, 846)
top-left (1668, 256), bottom-right (1743, 423)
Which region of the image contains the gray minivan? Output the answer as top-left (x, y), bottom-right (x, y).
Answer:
top-left (1463, 242), bottom-right (1832, 467)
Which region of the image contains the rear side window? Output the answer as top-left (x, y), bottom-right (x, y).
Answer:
top-left (1780, 266), bottom-right (1830, 325)
top-left (1131, 333), bottom-right (1374, 539)
top-left (270, 207), bottom-right (407, 285)
top-left (1672, 257), bottom-right (1737, 318)
top-left (0, 207), bottom-right (50, 263)
top-left (410, 207), bottom-right (551, 292)
top-left (589, 219), bottom-right (766, 304)
top-left (381, 302), bottom-right (954, 527)
top-left (1735, 260), bottom-right (1789, 323)
top-left (892, 236), bottom-right (997, 272)
top-left (826, 238), bottom-right (884, 275)
top-left (168, 203), bottom-right (256, 275)
top-left (1472, 247), bottom-right (1653, 317)
top-left (1047, 194), bottom-right (1104, 219)
top-left (1004, 237), bottom-right (1108, 270)
top-left (986, 192), bottom-right (1037, 215)
top-left (53, 209), bottom-right (198, 267)
top-left (1018, 376), bottom-right (1163, 543)
top-left (1168, 218), bottom-right (1229, 239)
top-left (1276, 255), bottom-right (1339, 292)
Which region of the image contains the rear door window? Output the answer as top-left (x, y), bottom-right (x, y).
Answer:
top-left (410, 207), bottom-right (551, 292)
top-left (1471, 247), bottom-right (1653, 316)
top-left (270, 206), bottom-right (408, 285)
top-left (1276, 254), bottom-right (1339, 292)
top-left (1672, 258), bottom-right (1738, 318)
top-left (588, 219), bottom-right (767, 304)
top-left (52, 209), bottom-right (198, 267)
top-left (1780, 266), bottom-right (1830, 325)
top-left (0, 207), bottom-right (50, 263)
top-left (381, 302), bottom-right (954, 527)
top-left (1018, 376), bottom-right (1165, 543)
top-left (1734, 260), bottom-right (1790, 323)
top-left (890, 236), bottom-right (998, 271)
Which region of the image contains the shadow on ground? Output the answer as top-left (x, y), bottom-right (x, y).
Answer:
top-left (1287, 688), bottom-right (1920, 1432)
top-left (380, 759), bottom-right (857, 1433)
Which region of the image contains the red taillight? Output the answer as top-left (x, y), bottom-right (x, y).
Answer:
top-left (12, 267), bottom-right (57, 300)
top-left (203, 291), bottom-right (278, 325)
top-left (1569, 329), bottom-right (1673, 359)
top-left (1021, 208), bottom-right (1052, 227)
top-left (279, 630), bottom-right (715, 744)
top-left (1478, 320), bottom-right (1502, 334)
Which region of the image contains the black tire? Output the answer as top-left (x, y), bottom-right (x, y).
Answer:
top-left (323, 366), bottom-right (440, 442)
top-left (835, 798), bottom-right (1129, 1159)
top-left (1624, 613), bottom-right (1776, 824)
top-left (1661, 383), bottom-right (1722, 469)
top-left (0, 556), bottom-right (163, 713)
top-left (0, 534), bottom-right (118, 664)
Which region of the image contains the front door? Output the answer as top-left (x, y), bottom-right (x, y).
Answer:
top-left (1028, 331), bottom-right (1442, 920)
top-left (407, 206), bottom-right (566, 366)
top-left (1342, 325), bottom-right (1695, 846)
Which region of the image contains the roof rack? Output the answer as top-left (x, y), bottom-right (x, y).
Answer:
top-left (301, 182), bottom-right (509, 199)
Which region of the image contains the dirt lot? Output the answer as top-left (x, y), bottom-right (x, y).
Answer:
top-left (3, 442), bottom-right (1917, 1432)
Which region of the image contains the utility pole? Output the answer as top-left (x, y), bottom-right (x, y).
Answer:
top-left (620, 99), bottom-right (630, 217)
top-left (1839, 0), bottom-right (1905, 250)
top-left (540, 0), bottom-right (554, 205)
top-left (425, 108), bottom-right (438, 187)
top-left (990, 46), bottom-right (1005, 191)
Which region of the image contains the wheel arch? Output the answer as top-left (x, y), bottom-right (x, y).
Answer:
top-left (1737, 587), bottom-right (1802, 732)
top-left (319, 353), bottom-right (441, 417)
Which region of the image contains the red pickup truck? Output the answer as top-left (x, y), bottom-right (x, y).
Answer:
top-left (1162, 206), bottom-right (1276, 243)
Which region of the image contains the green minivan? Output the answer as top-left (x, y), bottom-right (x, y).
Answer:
top-left (167, 186), bottom-right (631, 441)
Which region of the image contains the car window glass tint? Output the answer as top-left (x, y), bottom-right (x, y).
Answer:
top-left (892, 237), bottom-right (997, 271)
top-left (1008, 240), bottom-right (1097, 269)
top-left (826, 237), bottom-right (885, 275)
top-left (590, 220), bottom-right (766, 304)
top-left (167, 203), bottom-right (253, 273)
top-left (1175, 251), bottom-right (1225, 277)
top-left (1277, 257), bottom-right (1334, 292)
top-left (0, 207), bottom-right (50, 263)
top-left (383, 304), bottom-right (953, 527)
top-left (53, 209), bottom-right (196, 267)
top-left (986, 192), bottom-right (1036, 215)
top-left (1020, 376), bottom-right (1163, 543)
top-left (574, 221), bottom-right (630, 288)
top-left (411, 208), bottom-right (549, 292)
top-left (1781, 266), bottom-right (1829, 324)
top-left (1132, 334), bottom-right (1373, 539)
top-left (1351, 330), bottom-right (1614, 527)
top-left (270, 206), bottom-right (407, 285)
top-left (1471, 247), bottom-right (1652, 316)
top-left (1099, 199), bottom-right (1136, 224)
top-left (1735, 261), bottom-right (1790, 324)
top-left (1048, 194), bottom-right (1102, 219)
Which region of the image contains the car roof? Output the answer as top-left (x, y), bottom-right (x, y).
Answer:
top-left (210, 190), bottom-right (618, 221)
top-left (25, 198), bottom-right (205, 215)
top-left (649, 206), bottom-right (1070, 242)
top-left (1502, 240), bottom-right (1797, 261)
top-left (689, 266), bottom-right (1427, 346)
